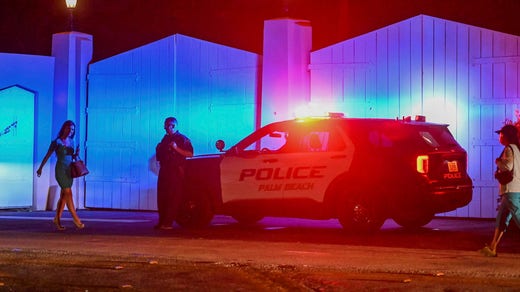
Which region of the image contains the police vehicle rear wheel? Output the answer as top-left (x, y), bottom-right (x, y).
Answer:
top-left (393, 212), bottom-right (434, 229)
top-left (338, 194), bottom-right (385, 233)
top-left (176, 195), bottom-right (213, 229)
top-left (232, 213), bottom-right (264, 225)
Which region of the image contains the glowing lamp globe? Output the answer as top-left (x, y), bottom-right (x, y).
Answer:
top-left (65, 0), bottom-right (77, 9)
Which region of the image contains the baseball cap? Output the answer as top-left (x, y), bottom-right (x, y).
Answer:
top-left (495, 124), bottom-right (518, 136)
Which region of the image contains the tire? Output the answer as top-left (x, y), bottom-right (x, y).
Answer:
top-left (337, 193), bottom-right (385, 233)
top-left (176, 195), bottom-right (213, 229)
top-left (232, 213), bottom-right (264, 225)
top-left (393, 212), bottom-right (434, 230)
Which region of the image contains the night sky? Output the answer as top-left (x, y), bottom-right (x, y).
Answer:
top-left (1, 0), bottom-right (519, 62)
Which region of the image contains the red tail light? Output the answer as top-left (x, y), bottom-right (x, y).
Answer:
top-left (416, 155), bottom-right (429, 174)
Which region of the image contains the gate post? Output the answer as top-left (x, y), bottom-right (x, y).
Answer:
top-left (261, 18), bottom-right (312, 125)
top-left (51, 31), bottom-right (93, 209)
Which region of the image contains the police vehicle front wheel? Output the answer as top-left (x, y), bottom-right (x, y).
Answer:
top-left (337, 195), bottom-right (385, 233)
top-left (176, 196), bottom-right (213, 229)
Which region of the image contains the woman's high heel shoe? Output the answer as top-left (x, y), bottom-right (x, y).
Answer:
top-left (53, 217), bottom-right (65, 231)
top-left (74, 220), bottom-right (85, 229)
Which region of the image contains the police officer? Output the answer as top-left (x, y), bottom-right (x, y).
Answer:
top-left (155, 117), bottom-right (193, 230)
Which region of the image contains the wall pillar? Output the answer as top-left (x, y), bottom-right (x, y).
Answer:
top-left (50, 31), bottom-right (92, 210)
top-left (261, 18), bottom-right (312, 125)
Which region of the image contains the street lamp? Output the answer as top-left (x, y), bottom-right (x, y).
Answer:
top-left (65, 0), bottom-right (77, 31)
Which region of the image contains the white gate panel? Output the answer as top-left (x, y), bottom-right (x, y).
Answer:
top-left (86, 34), bottom-right (260, 210)
top-left (174, 35), bottom-right (259, 153)
top-left (0, 86), bottom-right (34, 208)
top-left (468, 25), bottom-right (520, 218)
top-left (85, 73), bottom-right (146, 209)
top-left (311, 14), bottom-right (520, 218)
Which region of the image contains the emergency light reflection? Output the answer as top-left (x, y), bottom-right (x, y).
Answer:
top-left (415, 97), bottom-right (457, 129)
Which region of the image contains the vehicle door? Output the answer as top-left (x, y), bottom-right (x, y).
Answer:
top-left (280, 123), bottom-right (354, 203)
top-left (219, 124), bottom-right (290, 203)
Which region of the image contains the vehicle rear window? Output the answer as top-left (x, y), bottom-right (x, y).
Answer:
top-left (417, 126), bottom-right (458, 148)
top-left (366, 124), bottom-right (458, 150)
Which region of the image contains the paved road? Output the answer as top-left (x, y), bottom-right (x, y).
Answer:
top-left (1, 210), bottom-right (519, 290)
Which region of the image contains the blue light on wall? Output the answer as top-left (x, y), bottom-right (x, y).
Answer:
top-left (0, 86), bottom-right (35, 208)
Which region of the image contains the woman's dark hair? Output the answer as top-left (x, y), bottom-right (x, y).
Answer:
top-left (57, 120), bottom-right (76, 139)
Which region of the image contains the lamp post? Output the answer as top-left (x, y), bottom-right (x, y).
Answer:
top-left (65, 0), bottom-right (77, 31)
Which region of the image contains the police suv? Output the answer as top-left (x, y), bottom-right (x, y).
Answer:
top-left (177, 114), bottom-right (473, 232)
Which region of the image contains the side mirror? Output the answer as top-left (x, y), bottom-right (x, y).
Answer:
top-left (215, 139), bottom-right (225, 152)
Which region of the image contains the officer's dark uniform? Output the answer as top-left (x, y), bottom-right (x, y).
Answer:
top-left (155, 131), bottom-right (193, 228)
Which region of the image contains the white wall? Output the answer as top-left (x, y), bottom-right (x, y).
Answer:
top-left (0, 53), bottom-right (55, 210)
top-left (3, 14), bottom-right (520, 217)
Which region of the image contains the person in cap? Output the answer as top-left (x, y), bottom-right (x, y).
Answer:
top-left (479, 124), bottom-right (520, 257)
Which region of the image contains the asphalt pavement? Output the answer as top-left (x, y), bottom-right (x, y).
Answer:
top-left (2, 209), bottom-right (518, 252)
top-left (1, 209), bottom-right (520, 291)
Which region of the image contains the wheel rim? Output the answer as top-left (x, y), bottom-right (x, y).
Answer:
top-left (177, 197), bottom-right (213, 228)
top-left (352, 204), bottom-right (371, 225)
top-left (339, 195), bottom-right (384, 232)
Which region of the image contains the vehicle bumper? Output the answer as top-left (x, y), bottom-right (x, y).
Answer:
top-left (395, 175), bottom-right (473, 213)
top-left (426, 182), bottom-right (473, 213)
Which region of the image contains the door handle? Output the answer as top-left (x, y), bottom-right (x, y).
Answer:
top-left (263, 159), bottom-right (278, 163)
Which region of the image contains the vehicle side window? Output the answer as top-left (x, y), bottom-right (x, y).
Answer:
top-left (328, 130), bottom-right (346, 151)
top-left (368, 130), bottom-right (393, 148)
top-left (301, 130), bottom-right (345, 152)
top-left (239, 124), bottom-right (346, 153)
top-left (244, 131), bottom-right (288, 152)
top-left (304, 132), bottom-right (326, 152)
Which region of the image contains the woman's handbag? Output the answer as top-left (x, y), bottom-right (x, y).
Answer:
top-left (495, 146), bottom-right (514, 185)
top-left (71, 156), bottom-right (89, 178)
top-left (495, 168), bottom-right (513, 185)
